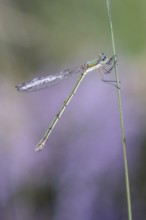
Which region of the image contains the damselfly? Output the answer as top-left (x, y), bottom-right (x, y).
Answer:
top-left (16, 53), bottom-right (117, 151)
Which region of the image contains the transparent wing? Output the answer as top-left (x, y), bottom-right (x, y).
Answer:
top-left (16, 66), bottom-right (84, 92)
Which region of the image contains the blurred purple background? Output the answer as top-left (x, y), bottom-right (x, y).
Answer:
top-left (0, 1), bottom-right (146, 220)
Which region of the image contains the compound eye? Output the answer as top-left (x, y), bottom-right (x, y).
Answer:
top-left (99, 53), bottom-right (107, 61)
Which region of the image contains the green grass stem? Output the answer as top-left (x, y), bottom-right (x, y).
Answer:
top-left (106, 1), bottom-right (132, 220)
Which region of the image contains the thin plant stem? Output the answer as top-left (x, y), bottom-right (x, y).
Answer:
top-left (106, 1), bottom-right (132, 220)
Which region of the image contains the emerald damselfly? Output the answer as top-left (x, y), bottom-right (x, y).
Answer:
top-left (16, 53), bottom-right (117, 151)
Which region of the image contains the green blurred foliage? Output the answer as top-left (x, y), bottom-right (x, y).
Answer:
top-left (0, 0), bottom-right (146, 77)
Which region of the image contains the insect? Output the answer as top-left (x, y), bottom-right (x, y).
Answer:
top-left (16, 53), bottom-right (117, 151)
